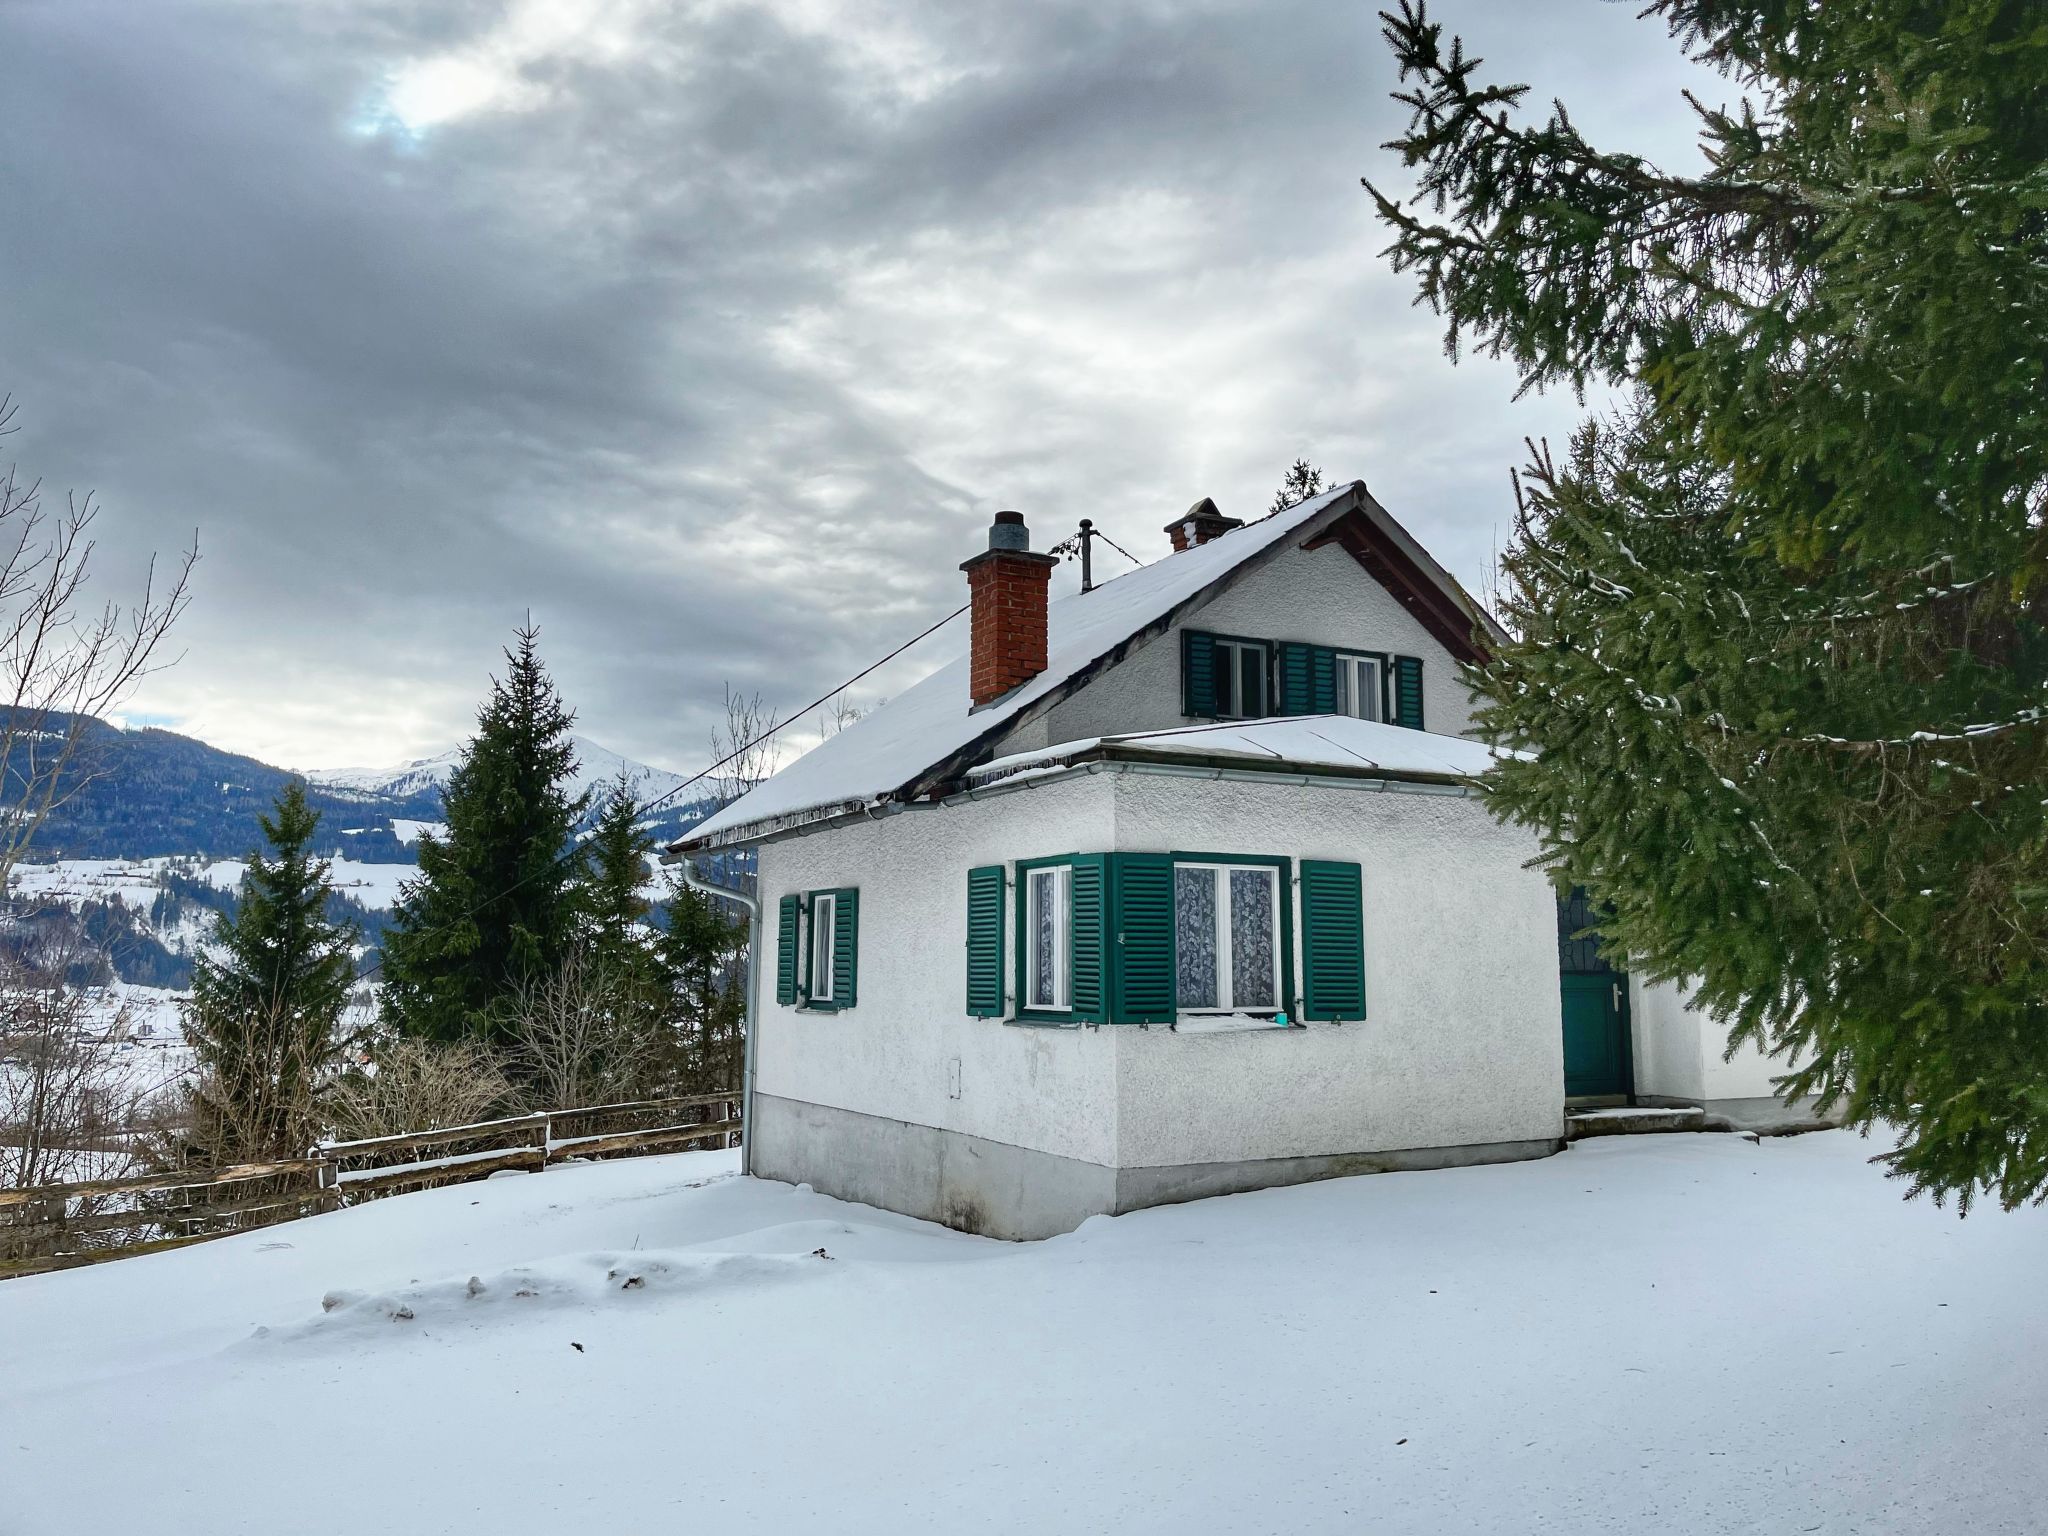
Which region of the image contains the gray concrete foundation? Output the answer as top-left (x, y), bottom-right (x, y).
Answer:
top-left (750, 1092), bottom-right (1117, 1240)
top-left (751, 1092), bottom-right (1565, 1240)
top-left (1703, 1095), bottom-right (1843, 1135)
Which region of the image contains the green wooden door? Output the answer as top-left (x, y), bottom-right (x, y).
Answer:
top-left (1557, 888), bottom-right (1630, 1098)
top-left (1560, 973), bottom-right (1630, 1098)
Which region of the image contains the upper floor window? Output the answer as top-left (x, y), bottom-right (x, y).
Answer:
top-left (1182, 630), bottom-right (1272, 721)
top-left (1212, 638), bottom-right (1269, 719)
top-left (1185, 628), bottom-right (1425, 730)
top-left (1333, 653), bottom-right (1382, 721)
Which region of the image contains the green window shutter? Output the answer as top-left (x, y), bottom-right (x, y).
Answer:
top-left (1277, 642), bottom-right (1312, 715)
top-left (1392, 655), bottom-right (1425, 730)
top-left (965, 866), bottom-right (1005, 1017)
top-left (1108, 853), bottom-right (1176, 1024)
top-left (1069, 854), bottom-right (1108, 1023)
top-left (776, 894), bottom-right (800, 1006)
top-left (1301, 860), bottom-right (1366, 1020)
top-left (832, 887), bottom-right (859, 1009)
top-left (1181, 630), bottom-right (1218, 718)
top-left (1310, 647), bottom-right (1339, 713)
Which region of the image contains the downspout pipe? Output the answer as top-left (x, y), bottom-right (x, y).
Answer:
top-left (676, 855), bottom-right (761, 1178)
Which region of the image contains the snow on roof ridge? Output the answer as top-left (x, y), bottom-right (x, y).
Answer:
top-left (678, 486), bottom-right (1366, 848)
top-left (966, 714), bottom-right (1504, 786)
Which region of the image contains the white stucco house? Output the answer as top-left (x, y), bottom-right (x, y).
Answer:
top-left (672, 483), bottom-right (1808, 1239)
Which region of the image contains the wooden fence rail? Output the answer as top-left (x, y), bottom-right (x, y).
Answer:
top-left (0, 1092), bottom-right (740, 1281)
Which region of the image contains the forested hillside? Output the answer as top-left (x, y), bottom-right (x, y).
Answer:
top-left (18, 715), bottom-right (443, 861)
top-left (10, 715), bottom-right (714, 862)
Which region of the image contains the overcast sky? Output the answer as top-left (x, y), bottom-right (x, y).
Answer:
top-left (1, 0), bottom-right (1714, 776)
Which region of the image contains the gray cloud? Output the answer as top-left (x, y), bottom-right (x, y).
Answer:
top-left (0, 0), bottom-right (1715, 774)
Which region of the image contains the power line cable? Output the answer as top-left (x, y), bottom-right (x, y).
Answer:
top-left (351, 599), bottom-right (972, 984)
top-left (1091, 527), bottom-right (1142, 568)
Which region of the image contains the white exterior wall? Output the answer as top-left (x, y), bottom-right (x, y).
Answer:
top-left (1027, 540), bottom-right (1481, 750)
top-left (755, 773), bottom-right (1121, 1166)
top-left (755, 765), bottom-right (1563, 1181)
top-left (1631, 976), bottom-right (1794, 1105)
top-left (1629, 977), bottom-right (1706, 1103)
top-left (1108, 774), bottom-right (1563, 1166)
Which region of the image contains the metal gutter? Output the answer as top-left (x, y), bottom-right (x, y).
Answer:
top-left (674, 857), bottom-right (762, 1178)
top-left (948, 751), bottom-right (1480, 804)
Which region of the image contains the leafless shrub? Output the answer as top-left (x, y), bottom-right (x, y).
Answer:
top-left (501, 947), bottom-right (658, 1111)
top-left (325, 1038), bottom-right (515, 1143)
top-left (0, 953), bottom-right (144, 1190)
top-left (182, 994), bottom-right (338, 1168)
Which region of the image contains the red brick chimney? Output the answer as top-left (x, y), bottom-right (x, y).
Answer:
top-left (960, 511), bottom-right (1058, 708)
top-left (1164, 496), bottom-right (1243, 552)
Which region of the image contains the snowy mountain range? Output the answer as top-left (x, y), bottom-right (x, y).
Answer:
top-left (6, 716), bottom-right (713, 872)
top-left (304, 734), bottom-right (697, 813)
top-left (0, 721), bottom-right (717, 991)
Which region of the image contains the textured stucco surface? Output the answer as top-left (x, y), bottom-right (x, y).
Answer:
top-left (1631, 975), bottom-right (1796, 1105)
top-left (1704, 1030), bottom-right (1794, 1101)
top-left (754, 760), bottom-right (1566, 1226)
top-left (756, 772), bottom-right (1121, 1167)
top-left (1630, 977), bottom-right (1708, 1103)
top-left (1108, 773), bottom-right (1565, 1165)
top-left (1025, 538), bottom-right (1481, 750)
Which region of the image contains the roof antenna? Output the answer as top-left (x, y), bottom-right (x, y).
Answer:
top-left (1078, 519), bottom-right (1095, 593)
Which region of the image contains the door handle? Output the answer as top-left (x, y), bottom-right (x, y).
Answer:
top-left (1612, 981), bottom-right (1623, 1012)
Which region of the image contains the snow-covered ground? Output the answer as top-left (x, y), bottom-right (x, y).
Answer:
top-left (1, 1130), bottom-right (2041, 1534)
top-left (188, 854), bottom-right (414, 910)
top-left (10, 852), bottom-right (414, 915)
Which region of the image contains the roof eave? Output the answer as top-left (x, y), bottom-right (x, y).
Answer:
top-left (665, 796), bottom-right (875, 857)
top-left (969, 740), bottom-right (1484, 793)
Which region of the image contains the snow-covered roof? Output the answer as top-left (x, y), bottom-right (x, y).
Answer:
top-left (966, 715), bottom-right (1504, 788)
top-left (677, 482), bottom-right (1500, 850)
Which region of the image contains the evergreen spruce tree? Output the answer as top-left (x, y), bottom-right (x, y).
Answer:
top-left (580, 773), bottom-right (664, 1000)
top-left (1270, 458), bottom-right (1326, 515)
top-left (1369, 3), bottom-right (2048, 1206)
top-left (382, 625), bottom-right (590, 1048)
top-left (656, 878), bottom-right (745, 1094)
top-left (185, 782), bottom-right (359, 1162)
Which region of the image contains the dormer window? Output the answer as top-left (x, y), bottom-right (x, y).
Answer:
top-left (1333, 653), bottom-right (1383, 722)
top-left (1183, 630), bottom-right (1272, 720)
top-left (1187, 630), bottom-right (1425, 730)
top-left (1212, 638), bottom-right (1270, 719)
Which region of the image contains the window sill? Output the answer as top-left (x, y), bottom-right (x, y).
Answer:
top-left (1004, 1013), bottom-right (1084, 1029)
top-left (1170, 1014), bottom-right (1300, 1034)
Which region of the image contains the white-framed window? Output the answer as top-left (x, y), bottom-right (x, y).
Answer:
top-left (1213, 638), bottom-right (1270, 719)
top-left (1333, 653), bottom-right (1382, 721)
top-left (810, 891), bottom-right (837, 1004)
top-left (1027, 864), bottom-right (1071, 1011)
top-left (1173, 862), bottom-right (1281, 1013)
